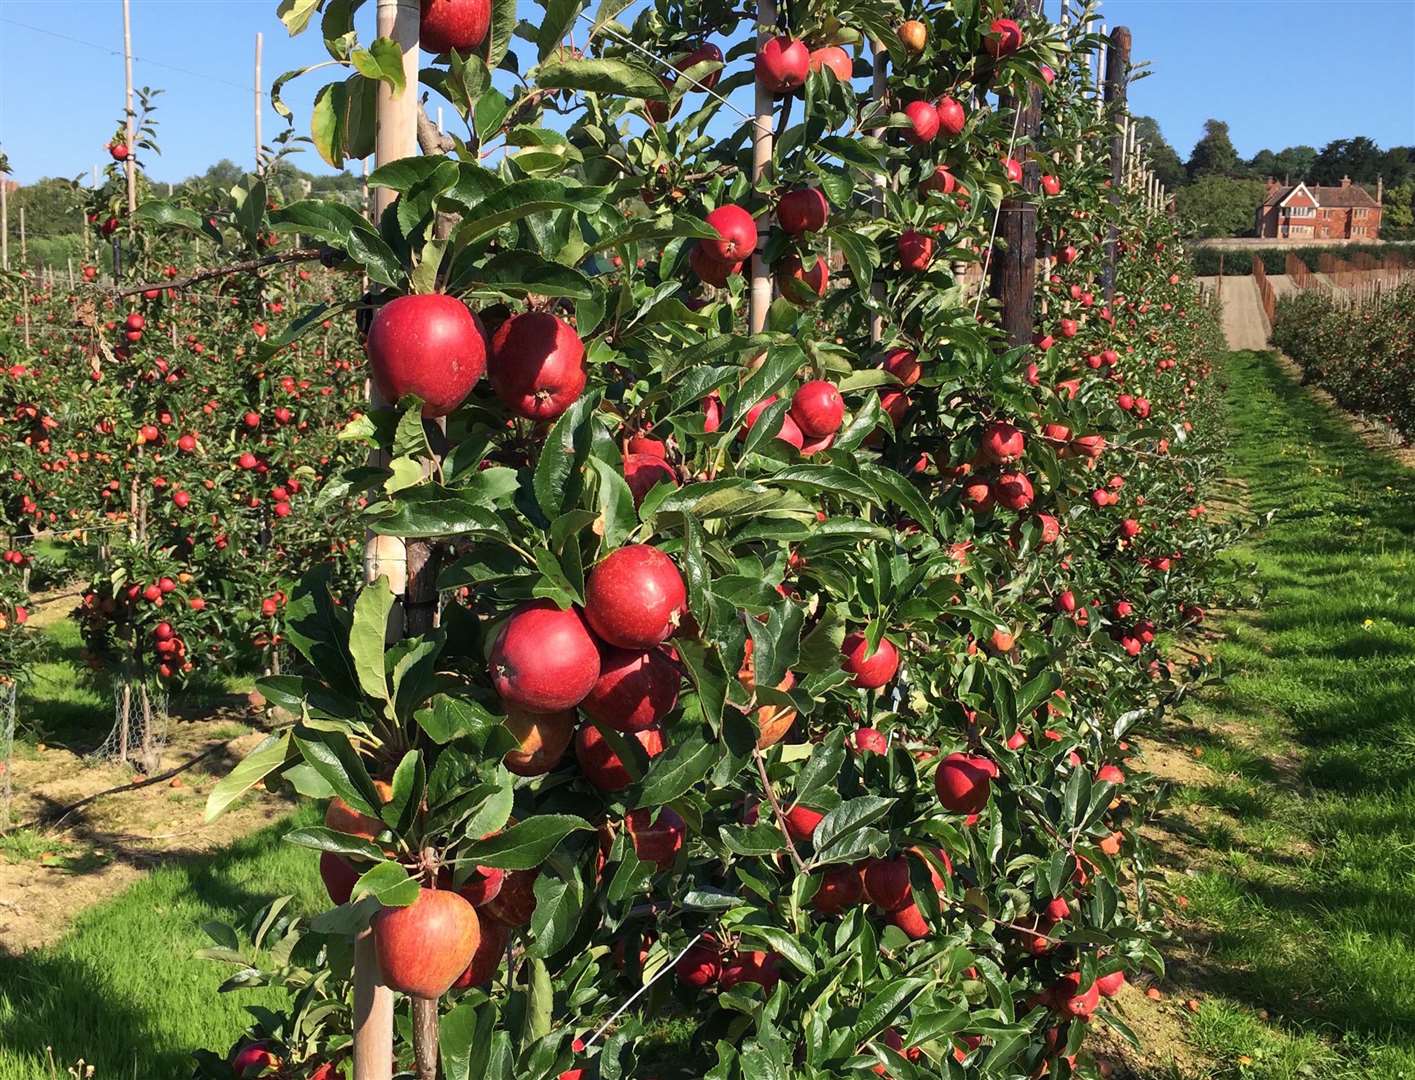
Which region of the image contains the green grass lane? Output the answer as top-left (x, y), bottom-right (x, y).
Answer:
top-left (1169, 350), bottom-right (1415, 1079)
top-left (0, 804), bottom-right (323, 1080)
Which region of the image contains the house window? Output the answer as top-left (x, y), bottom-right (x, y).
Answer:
top-left (1287, 205), bottom-right (1314, 217)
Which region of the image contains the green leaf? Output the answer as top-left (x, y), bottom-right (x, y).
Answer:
top-left (738, 925), bottom-right (815, 977)
top-left (204, 732), bottom-right (290, 822)
top-left (415, 694), bottom-right (500, 745)
top-left (471, 250), bottom-right (595, 299)
top-left (284, 564), bottom-right (358, 699)
top-left (272, 200), bottom-right (404, 287)
top-left (133, 200), bottom-right (206, 235)
top-left (486, 0), bottom-right (517, 67)
top-left (439, 1000), bottom-right (481, 1080)
top-left (350, 577), bottom-right (395, 707)
top-left (293, 727), bottom-right (382, 817)
top-left (310, 81), bottom-right (346, 168)
top-left (533, 390), bottom-right (599, 519)
top-left (448, 179), bottom-right (605, 242)
top-left (283, 826), bottom-right (385, 860)
top-left (635, 734), bottom-right (719, 807)
top-left (587, 456), bottom-right (636, 549)
top-left (537, 0), bottom-right (586, 60)
top-left (364, 488), bottom-right (509, 538)
top-left (276, 0), bottom-right (322, 35)
top-left (812, 796), bottom-right (895, 853)
top-left (352, 36), bottom-right (409, 93)
top-left (527, 865), bottom-right (583, 957)
top-left (352, 860), bottom-right (421, 906)
top-left (456, 815), bottom-right (591, 869)
top-left (535, 58), bottom-right (668, 99)
top-left (1016, 669), bottom-right (1062, 718)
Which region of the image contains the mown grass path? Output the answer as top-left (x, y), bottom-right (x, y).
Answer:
top-left (1159, 349), bottom-right (1415, 1079)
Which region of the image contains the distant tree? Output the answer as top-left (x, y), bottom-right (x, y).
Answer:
top-left (189, 158), bottom-right (248, 191)
top-left (1377, 146), bottom-right (1412, 187)
top-left (1131, 116), bottom-right (1186, 189)
top-left (1310, 137), bottom-right (1386, 185)
top-left (1247, 148), bottom-right (1279, 178)
top-left (1186, 119), bottom-right (1240, 179)
top-left (1174, 175), bottom-right (1266, 238)
top-left (1272, 145), bottom-right (1317, 183)
top-left (1383, 181), bottom-right (1414, 233)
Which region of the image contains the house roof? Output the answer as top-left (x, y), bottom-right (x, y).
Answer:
top-left (1264, 181), bottom-right (1380, 209)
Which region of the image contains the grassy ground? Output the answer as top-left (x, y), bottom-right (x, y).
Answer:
top-left (1159, 350), bottom-right (1415, 1079)
top-left (0, 803), bottom-right (322, 1080)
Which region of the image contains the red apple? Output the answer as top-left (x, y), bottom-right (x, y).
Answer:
top-left (584, 544), bottom-right (687, 649)
top-left (756, 36), bottom-right (809, 94)
top-left (574, 723), bottom-right (665, 791)
top-left (863, 855), bottom-right (912, 911)
top-left (623, 452), bottom-right (678, 506)
top-left (904, 100), bottom-right (940, 144)
top-left (366, 294), bottom-right (487, 418)
top-left (373, 887), bottom-right (479, 998)
top-left (777, 188), bottom-right (830, 235)
top-left (490, 600), bottom-right (600, 711)
top-left (488, 312), bottom-right (586, 420)
top-left (702, 204), bottom-right (758, 264)
top-left (580, 645), bottom-right (680, 732)
top-left (808, 45), bottom-right (853, 82)
top-left (935, 96), bottom-right (966, 137)
top-left (625, 805), bottom-right (686, 868)
top-left (898, 230), bottom-right (933, 272)
top-left (789, 380), bottom-right (844, 438)
top-left (935, 753), bottom-right (997, 814)
top-left (985, 17), bottom-right (1024, 58)
top-left (978, 420), bottom-right (1024, 464)
top-left (812, 863), bottom-right (864, 915)
top-left (776, 254), bottom-right (829, 305)
top-left (420, 0), bottom-right (491, 54)
top-left (502, 707), bottom-right (576, 776)
top-left (452, 914), bottom-right (508, 989)
top-left (841, 632), bottom-right (900, 689)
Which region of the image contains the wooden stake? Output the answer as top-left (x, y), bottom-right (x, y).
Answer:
top-left (255, 32), bottom-right (264, 175)
top-left (1101, 26), bottom-right (1131, 302)
top-left (989, 0), bottom-right (1044, 348)
top-left (869, 41), bottom-right (888, 343)
top-left (17, 206), bottom-right (24, 264)
top-left (358, 5), bottom-right (420, 1080)
top-left (748, 0), bottom-right (776, 335)
top-left (122, 0), bottom-right (136, 218)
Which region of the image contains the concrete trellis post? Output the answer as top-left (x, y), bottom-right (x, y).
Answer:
top-left (1101, 26), bottom-right (1131, 302)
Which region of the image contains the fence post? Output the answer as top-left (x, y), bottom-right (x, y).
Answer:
top-left (988, 0), bottom-right (1043, 348)
top-left (1101, 26), bottom-right (1130, 302)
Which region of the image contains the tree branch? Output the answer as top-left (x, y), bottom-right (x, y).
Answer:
top-left (103, 247), bottom-right (327, 299)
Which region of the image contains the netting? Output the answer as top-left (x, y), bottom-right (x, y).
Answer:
top-left (0, 681), bottom-right (16, 830)
top-left (89, 678), bottom-right (168, 775)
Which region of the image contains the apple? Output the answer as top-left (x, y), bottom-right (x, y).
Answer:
top-left (1001, 157), bottom-right (1023, 184)
top-left (850, 727), bottom-right (888, 754)
top-left (776, 254), bottom-right (829, 305)
top-left (992, 471), bottom-right (1034, 511)
top-left (1041, 174), bottom-right (1061, 196)
top-left (481, 868), bottom-right (539, 927)
top-left (756, 36), bottom-right (809, 94)
top-left (920, 165), bottom-right (956, 196)
top-left (623, 452), bottom-right (678, 506)
top-left (373, 887), bottom-right (479, 998)
top-left (978, 421), bottom-right (1025, 464)
top-left (457, 863), bottom-right (505, 907)
top-left (862, 855), bottom-right (912, 911)
top-left (580, 645), bottom-right (680, 732)
top-left (325, 779), bottom-right (394, 840)
top-left (789, 380), bottom-right (844, 438)
top-left (984, 17), bottom-right (1024, 57)
top-left (675, 936), bottom-right (721, 988)
top-left (690, 242), bottom-right (742, 286)
top-left (702, 204), bottom-right (758, 263)
top-left (231, 1042), bottom-right (280, 1076)
top-left (897, 230), bottom-right (933, 272)
top-left (840, 632), bottom-right (900, 689)
top-left (584, 544), bottom-right (687, 649)
top-left (777, 188), bottom-right (830, 235)
top-left (420, 0), bottom-right (491, 53)
top-left (1096, 969), bottom-right (1126, 997)
top-left (904, 100), bottom-right (940, 144)
top-left (782, 804), bottom-right (824, 844)
top-left (812, 863), bottom-right (864, 915)
top-left (366, 294), bottom-right (487, 418)
top-left (935, 96), bottom-right (966, 137)
top-left (502, 707), bottom-right (576, 775)
top-left (743, 395), bottom-right (806, 450)
top-left (1097, 763), bottom-right (1125, 784)
top-left (625, 805), bottom-right (686, 868)
top-left (319, 851), bottom-right (360, 905)
top-left (898, 19), bottom-right (927, 54)
top-left (1047, 972), bottom-right (1100, 1019)
top-left (489, 599), bottom-right (600, 711)
top-left (881, 348), bottom-right (920, 386)
top-left (109, 142), bottom-right (130, 162)
top-left (574, 723), bottom-right (665, 791)
top-left (452, 915), bottom-right (509, 989)
top-left (935, 752), bottom-right (997, 814)
top-left (808, 46), bottom-right (853, 82)
top-left (672, 42), bottom-right (724, 89)
top-left (719, 950), bottom-right (781, 993)
top-left (488, 312), bottom-right (587, 420)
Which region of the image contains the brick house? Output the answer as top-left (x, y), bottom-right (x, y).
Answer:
top-left (1255, 176), bottom-right (1383, 240)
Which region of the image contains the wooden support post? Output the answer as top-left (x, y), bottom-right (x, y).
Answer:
top-left (989, 0), bottom-right (1044, 349)
top-left (358, 5), bottom-right (421, 1080)
top-left (748, 0), bottom-right (776, 336)
top-left (255, 32), bottom-right (264, 175)
top-left (1101, 26), bottom-right (1131, 302)
top-left (869, 41), bottom-right (888, 343)
top-left (122, 0), bottom-right (136, 218)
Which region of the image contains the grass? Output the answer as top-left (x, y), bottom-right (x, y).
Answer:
top-left (1166, 350), bottom-right (1415, 1078)
top-left (0, 804), bottom-right (323, 1080)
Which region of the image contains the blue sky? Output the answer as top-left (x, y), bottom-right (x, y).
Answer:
top-left (1, 0), bottom-right (1411, 187)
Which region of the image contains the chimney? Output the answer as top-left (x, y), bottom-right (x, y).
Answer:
top-left (1265, 176), bottom-right (1281, 198)
top-left (1340, 175), bottom-right (1351, 188)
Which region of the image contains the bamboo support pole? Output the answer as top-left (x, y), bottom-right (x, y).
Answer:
top-left (748, 0), bottom-right (777, 336)
top-left (122, 0), bottom-right (136, 218)
top-left (255, 33), bottom-right (264, 175)
top-left (1, 179), bottom-right (7, 271)
top-left (869, 41), bottom-right (888, 342)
